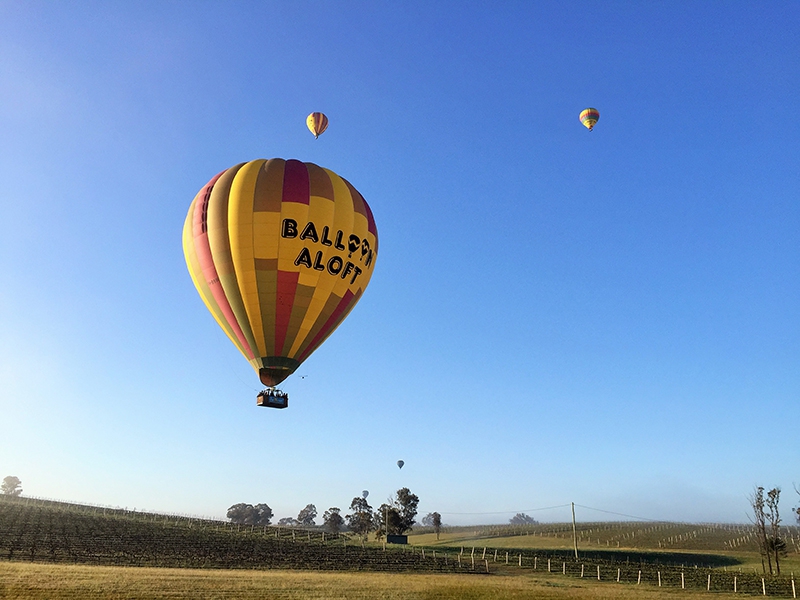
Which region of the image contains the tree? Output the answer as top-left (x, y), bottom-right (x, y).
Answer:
top-left (1, 476), bottom-right (22, 496)
top-left (346, 496), bottom-right (374, 541)
top-left (509, 513), bottom-right (538, 525)
top-left (297, 504), bottom-right (317, 526)
top-left (226, 502), bottom-right (272, 526)
top-left (376, 503), bottom-right (402, 539)
top-left (227, 503), bottom-right (254, 524)
top-left (376, 488), bottom-right (420, 539)
top-left (253, 503), bottom-right (273, 525)
top-left (795, 484), bottom-right (800, 525)
top-left (750, 486), bottom-right (773, 575)
top-left (765, 488), bottom-right (785, 575)
top-left (322, 507), bottom-right (344, 533)
top-left (277, 517), bottom-right (298, 526)
top-left (422, 511), bottom-right (443, 540)
top-left (395, 487), bottom-right (419, 534)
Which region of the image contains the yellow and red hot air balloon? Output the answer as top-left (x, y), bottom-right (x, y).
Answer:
top-left (306, 112), bottom-right (328, 138)
top-left (183, 158), bottom-right (378, 408)
top-left (579, 107), bottom-right (600, 131)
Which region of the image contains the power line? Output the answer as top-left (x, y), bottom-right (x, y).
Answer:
top-left (573, 503), bottom-right (662, 522)
top-left (439, 503), bottom-right (571, 516)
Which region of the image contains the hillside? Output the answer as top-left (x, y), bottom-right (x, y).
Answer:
top-left (0, 496), bottom-right (461, 573)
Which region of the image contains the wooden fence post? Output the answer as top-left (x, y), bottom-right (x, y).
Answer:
top-left (658, 571), bottom-right (661, 587)
top-left (597, 565), bottom-right (601, 580)
top-left (637, 570), bottom-right (642, 585)
top-left (617, 568), bottom-right (620, 582)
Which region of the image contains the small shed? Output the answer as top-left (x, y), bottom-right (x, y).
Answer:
top-left (386, 534), bottom-right (408, 545)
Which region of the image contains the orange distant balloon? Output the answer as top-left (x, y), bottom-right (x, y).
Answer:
top-left (306, 112), bottom-right (329, 138)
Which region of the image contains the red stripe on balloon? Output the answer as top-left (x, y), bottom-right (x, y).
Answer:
top-left (282, 159), bottom-right (310, 205)
top-left (192, 172), bottom-right (255, 360)
top-left (274, 270), bottom-right (300, 356)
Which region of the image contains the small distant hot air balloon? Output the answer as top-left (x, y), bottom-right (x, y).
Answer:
top-left (579, 108), bottom-right (600, 131)
top-left (306, 112), bottom-right (328, 138)
top-left (362, 490), bottom-right (369, 499)
top-left (397, 460), bottom-right (404, 469)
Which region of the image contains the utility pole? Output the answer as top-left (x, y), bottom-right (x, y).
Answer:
top-left (571, 502), bottom-right (578, 559)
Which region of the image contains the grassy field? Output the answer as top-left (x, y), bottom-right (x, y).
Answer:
top-left (408, 529), bottom-right (800, 574)
top-left (0, 561), bottom-right (759, 600)
top-left (3, 497), bottom-right (800, 598)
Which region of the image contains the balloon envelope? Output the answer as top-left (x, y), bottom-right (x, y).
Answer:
top-left (362, 490), bottom-right (369, 499)
top-left (306, 112), bottom-right (329, 138)
top-left (183, 158), bottom-right (379, 389)
top-left (397, 460), bottom-right (404, 469)
top-left (579, 107), bottom-right (600, 131)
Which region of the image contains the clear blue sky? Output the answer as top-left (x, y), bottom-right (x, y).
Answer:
top-left (1, 1), bottom-right (798, 525)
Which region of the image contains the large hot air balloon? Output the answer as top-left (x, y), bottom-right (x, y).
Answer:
top-left (397, 460), bottom-right (404, 469)
top-left (579, 108), bottom-right (600, 131)
top-left (306, 112), bottom-right (328, 139)
top-left (183, 158), bottom-right (379, 407)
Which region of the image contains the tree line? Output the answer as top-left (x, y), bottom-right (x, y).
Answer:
top-left (227, 487), bottom-right (445, 540)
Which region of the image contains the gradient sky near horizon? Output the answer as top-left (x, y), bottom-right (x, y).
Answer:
top-left (1, 1), bottom-right (798, 526)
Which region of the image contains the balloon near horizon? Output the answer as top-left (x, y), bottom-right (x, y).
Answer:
top-left (183, 158), bottom-right (379, 400)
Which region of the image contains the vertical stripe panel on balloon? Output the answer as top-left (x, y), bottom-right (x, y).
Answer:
top-left (226, 161), bottom-right (266, 360)
top-left (274, 160), bottom-right (310, 356)
top-left (283, 164), bottom-right (336, 358)
top-left (326, 171), bottom-right (357, 317)
top-left (292, 172), bottom-right (356, 361)
top-left (183, 195), bottom-right (248, 359)
top-left (343, 182), bottom-right (374, 291)
top-left (287, 168), bottom-right (344, 357)
top-left (192, 172), bottom-right (255, 360)
top-left (208, 163), bottom-right (261, 361)
top-left (252, 158), bottom-right (285, 358)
